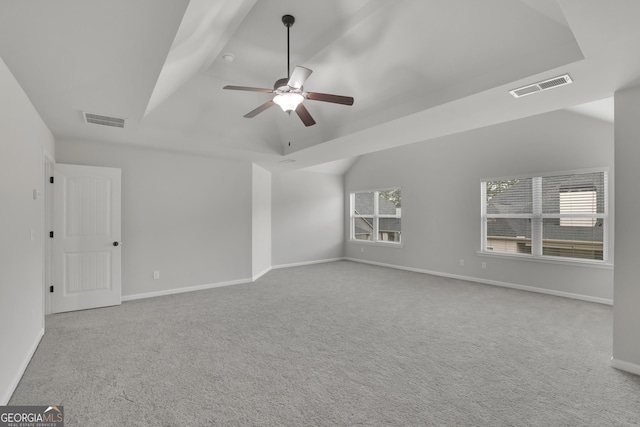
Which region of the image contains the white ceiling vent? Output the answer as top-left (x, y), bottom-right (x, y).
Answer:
top-left (509, 74), bottom-right (573, 98)
top-left (83, 112), bottom-right (126, 128)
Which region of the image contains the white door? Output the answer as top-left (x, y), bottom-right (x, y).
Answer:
top-left (52, 164), bottom-right (122, 313)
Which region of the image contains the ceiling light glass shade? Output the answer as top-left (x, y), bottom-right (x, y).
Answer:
top-left (273, 93), bottom-right (304, 112)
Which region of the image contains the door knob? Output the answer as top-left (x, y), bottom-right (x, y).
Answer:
top-left (113, 242), bottom-right (119, 247)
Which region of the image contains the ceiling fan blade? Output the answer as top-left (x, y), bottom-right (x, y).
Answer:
top-left (244, 100), bottom-right (275, 118)
top-left (305, 92), bottom-right (354, 106)
top-left (223, 85), bottom-right (274, 93)
top-left (287, 66), bottom-right (312, 89)
top-left (295, 103), bottom-right (316, 127)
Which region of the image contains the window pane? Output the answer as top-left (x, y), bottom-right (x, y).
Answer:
top-left (485, 218), bottom-right (531, 254)
top-left (353, 216), bottom-right (374, 240)
top-left (378, 190), bottom-right (401, 214)
top-left (379, 218), bottom-right (401, 242)
top-left (486, 179), bottom-right (532, 215)
top-left (378, 190), bottom-right (401, 242)
top-left (354, 192), bottom-right (374, 215)
top-left (542, 218), bottom-right (603, 260)
top-left (542, 172), bottom-right (605, 214)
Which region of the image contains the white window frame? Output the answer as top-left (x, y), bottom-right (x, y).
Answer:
top-left (480, 168), bottom-right (609, 265)
top-left (349, 188), bottom-right (402, 246)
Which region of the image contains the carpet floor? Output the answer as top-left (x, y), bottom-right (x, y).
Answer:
top-left (9, 261), bottom-right (640, 426)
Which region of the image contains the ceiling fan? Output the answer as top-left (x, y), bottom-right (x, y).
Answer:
top-left (223, 14), bottom-right (354, 127)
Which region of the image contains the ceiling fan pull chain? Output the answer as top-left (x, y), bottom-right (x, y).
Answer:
top-left (288, 111), bottom-right (291, 146)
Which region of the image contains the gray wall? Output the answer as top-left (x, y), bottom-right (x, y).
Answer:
top-left (0, 57), bottom-right (54, 404)
top-left (252, 164), bottom-right (271, 279)
top-left (614, 84), bottom-right (640, 370)
top-left (271, 171), bottom-right (344, 266)
top-left (345, 109), bottom-right (614, 302)
top-left (56, 140), bottom-right (253, 297)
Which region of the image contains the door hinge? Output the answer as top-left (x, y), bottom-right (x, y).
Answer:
top-left (49, 286), bottom-right (54, 293)
top-left (49, 231), bottom-right (54, 238)
top-left (49, 176), bottom-right (54, 184)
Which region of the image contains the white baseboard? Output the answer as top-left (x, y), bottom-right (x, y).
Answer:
top-left (1, 328), bottom-right (44, 405)
top-left (611, 358), bottom-right (640, 376)
top-left (124, 255), bottom-right (612, 305)
top-left (122, 258), bottom-right (347, 302)
top-left (252, 266), bottom-right (272, 282)
top-left (272, 257), bottom-right (346, 270)
top-left (344, 258), bottom-right (613, 305)
top-left (122, 278), bottom-right (253, 302)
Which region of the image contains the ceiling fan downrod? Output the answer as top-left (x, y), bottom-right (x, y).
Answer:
top-left (282, 15), bottom-right (295, 79)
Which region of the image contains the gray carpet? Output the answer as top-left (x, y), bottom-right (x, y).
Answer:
top-left (10, 261), bottom-right (640, 426)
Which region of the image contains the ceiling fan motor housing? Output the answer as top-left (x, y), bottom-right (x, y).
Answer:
top-left (274, 77), bottom-right (292, 91)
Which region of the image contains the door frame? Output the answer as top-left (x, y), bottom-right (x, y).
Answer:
top-left (43, 151), bottom-right (54, 317)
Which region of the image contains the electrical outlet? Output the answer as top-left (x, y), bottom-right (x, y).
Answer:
top-left (360, 247), bottom-right (364, 253)
top-left (481, 262), bottom-right (487, 269)
top-left (153, 271), bottom-right (160, 280)
top-left (459, 259), bottom-right (464, 266)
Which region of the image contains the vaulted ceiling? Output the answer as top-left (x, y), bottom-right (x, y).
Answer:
top-left (0, 1), bottom-right (636, 172)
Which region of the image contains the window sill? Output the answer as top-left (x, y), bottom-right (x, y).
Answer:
top-left (476, 251), bottom-right (613, 269)
top-left (348, 240), bottom-right (404, 248)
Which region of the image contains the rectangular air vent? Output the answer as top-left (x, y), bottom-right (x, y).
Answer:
top-left (83, 112), bottom-right (125, 128)
top-left (509, 74), bottom-right (572, 98)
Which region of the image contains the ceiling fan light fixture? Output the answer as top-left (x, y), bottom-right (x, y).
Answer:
top-left (273, 93), bottom-right (304, 112)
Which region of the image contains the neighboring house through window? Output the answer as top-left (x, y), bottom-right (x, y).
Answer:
top-left (481, 170), bottom-right (607, 262)
top-left (350, 189), bottom-right (401, 244)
